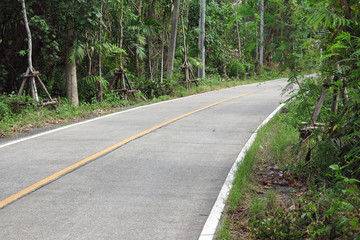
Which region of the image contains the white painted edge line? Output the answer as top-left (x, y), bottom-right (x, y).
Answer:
top-left (0, 83), bottom-right (255, 150)
top-left (198, 103), bottom-right (285, 240)
top-left (0, 78), bottom-right (289, 150)
top-left (0, 94), bottom-right (196, 149)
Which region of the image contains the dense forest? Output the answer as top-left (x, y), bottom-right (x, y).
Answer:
top-left (1, 0), bottom-right (360, 238)
top-left (1, 0), bottom-right (310, 103)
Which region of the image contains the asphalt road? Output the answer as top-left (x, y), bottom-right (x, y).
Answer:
top-left (0, 78), bottom-right (288, 240)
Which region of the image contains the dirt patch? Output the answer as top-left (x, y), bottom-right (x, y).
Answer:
top-left (225, 158), bottom-right (308, 239)
top-left (256, 164), bottom-right (308, 199)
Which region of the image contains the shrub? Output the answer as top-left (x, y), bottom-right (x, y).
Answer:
top-left (227, 59), bottom-right (245, 78)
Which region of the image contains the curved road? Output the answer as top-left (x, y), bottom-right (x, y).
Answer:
top-left (0, 78), bottom-right (288, 239)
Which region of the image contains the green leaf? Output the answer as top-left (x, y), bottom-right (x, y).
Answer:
top-left (319, 53), bottom-right (339, 61)
top-left (350, 217), bottom-right (359, 229)
top-left (339, 201), bottom-right (354, 211)
top-left (343, 177), bottom-right (360, 184)
top-left (136, 34), bottom-right (146, 45)
top-left (325, 207), bottom-right (335, 217)
top-left (277, 44), bottom-right (287, 51)
top-left (18, 50), bottom-right (27, 56)
top-left (329, 164), bottom-right (340, 171)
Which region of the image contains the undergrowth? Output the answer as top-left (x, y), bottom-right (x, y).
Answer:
top-left (217, 105), bottom-right (360, 240)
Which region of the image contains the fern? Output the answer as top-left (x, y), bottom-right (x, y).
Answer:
top-left (306, 4), bottom-right (352, 29)
top-left (83, 76), bottom-right (109, 91)
top-left (188, 57), bottom-right (202, 68)
top-left (68, 41), bottom-right (85, 64)
top-left (100, 42), bottom-right (126, 56)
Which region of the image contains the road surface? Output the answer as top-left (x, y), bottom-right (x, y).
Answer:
top-left (0, 78), bottom-right (288, 239)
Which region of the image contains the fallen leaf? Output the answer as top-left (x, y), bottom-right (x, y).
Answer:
top-left (288, 179), bottom-right (297, 186)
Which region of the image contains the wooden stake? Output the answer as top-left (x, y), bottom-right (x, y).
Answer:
top-left (110, 68), bottom-right (136, 99)
top-left (310, 83), bottom-right (329, 127)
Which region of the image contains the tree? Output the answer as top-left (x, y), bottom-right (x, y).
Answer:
top-left (259, 0), bottom-right (264, 67)
top-left (3, 0), bottom-right (300, 101)
top-left (166, 0), bottom-right (180, 79)
top-left (60, 0), bottom-right (104, 104)
top-left (65, 15), bottom-right (79, 106)
top-left (198, 0), bottom-right (206, 78)
top-left (20, 0), bottom-right (38, 101)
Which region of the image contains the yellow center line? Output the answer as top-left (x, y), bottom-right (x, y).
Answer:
top-left (0, 91), bottom-right (253, 209)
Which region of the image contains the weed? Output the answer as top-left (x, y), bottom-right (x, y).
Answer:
top-left (250, 209), bottom-right (303, 239)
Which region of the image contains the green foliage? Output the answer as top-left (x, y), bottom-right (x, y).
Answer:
top-left (250, 209), bottom-right (303, 239)
top-left (248, 186), bottom-right (360, 239)
top-left (285, 0), bottom-right (360, 182)
top-left (0, 65), bottom-right (8, 92)
top-left (215, 216), bottom-right (231, 240)
top-left (0, 94), bottom-right (14, 120)
top-left (1, 0), bottom-right (301, 104)
top-left (68, 41), bottom-right (85, 64)
top-left (135, 78), bottom-right (176, 99)
top-left (297, 186), bottom-right (360, 240)
top-left (0, 93), bottom-right (34, 120)
top-left (0, 93), bottom-right (35, 135)
top-left (226, 59), bottom-right (245, 78)
top-left (305, 2), bottom-right (354, 29)
top-left (78, 75), bottom-right (109, 102)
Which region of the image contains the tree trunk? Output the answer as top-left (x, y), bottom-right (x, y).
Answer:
top-left (310, 85), bottom-right (329, 127)
top-left (256, 31), bottom-right (259, 66)
top-left (331, 88), bottom-right (339, 114)
top-left (166, 0), bottom-right (180, 79)
top-left (186, 0), bottom-right (190, 19)
top-left (259, 0), bottom-right (264, 67)
top-left (135, 0), bottom-right (143, 76)
top-left (331, 76), bottom-right (339, 114)
top-left (97, 3), bottom-right (104, 102)
top-left (98, 49), bottom-right (103, 102)
top-left (160, 28), bottom-right (165, 83)
top-left (146, 0), bottom-right (156, 82)
top-left (198, 0), bottom-right (206, 79)
top-left (181, 0), bottom-right (190, 90)
top-left (21, 0), bottom-right (32, 69)
top-left (21, 0), bottom-right (39, 101)
top-left (181, 0), bottom-right (187, 62)
top-left (119, 0), bottom-right (124, 68)
top-left (66, 16), bottom-right (79, 106)
top-left (342, 79), bottom-right (349, 106)
top-left (160, 6), bottom-right (170, 83)
top-left (236, 19), bottom-right (242, 61)
top-left (66, 59), bottom-right (79, 106)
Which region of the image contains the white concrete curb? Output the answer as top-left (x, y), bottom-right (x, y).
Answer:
top-left (198, 103), bottom-right (285, 240)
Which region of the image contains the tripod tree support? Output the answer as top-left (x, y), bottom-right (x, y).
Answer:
top-left (110, 68), bottom-right (136, 100)
top-left (18, 68), bottom-right (57, 106)
top-left (181, 61), bottom-right (199, 90)
top-left (18, 0), bottom-right (56, 106)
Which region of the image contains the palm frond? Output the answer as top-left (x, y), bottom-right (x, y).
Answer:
top-left (68, 41), bottom-right (85, 64)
